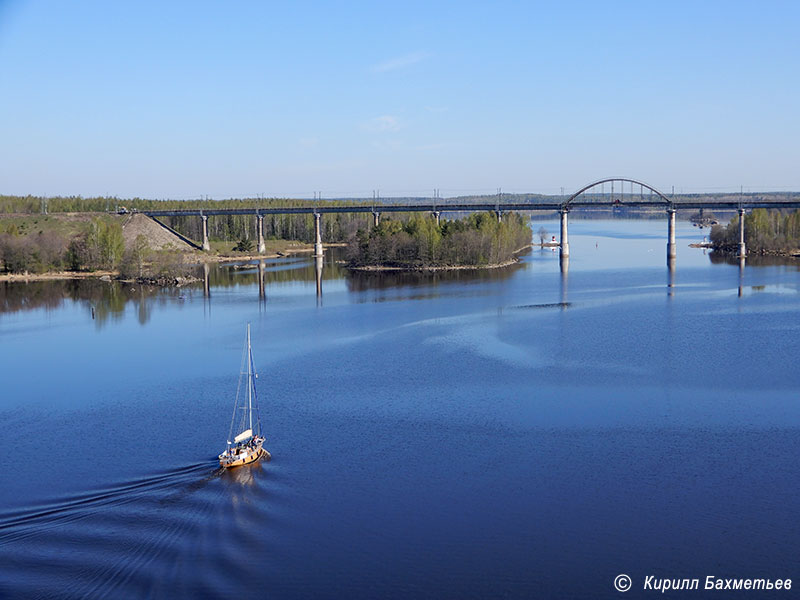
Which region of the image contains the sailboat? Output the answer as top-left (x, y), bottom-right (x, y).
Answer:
top-left (219, 324), bottom-right (270, 468)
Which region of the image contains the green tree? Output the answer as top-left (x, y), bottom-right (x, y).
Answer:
top-left (234, 237), bottom-right (254, 252)
top-left (120, 234), bottom-right (151, 278)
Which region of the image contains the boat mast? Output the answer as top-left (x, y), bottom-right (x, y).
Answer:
top-left (247, 323), bottom-right (253, 434)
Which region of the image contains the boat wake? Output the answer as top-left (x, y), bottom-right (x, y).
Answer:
top-left (0, 462), bottom-right (211, 542)
top-left (0, 459), bottom-right (278, 599)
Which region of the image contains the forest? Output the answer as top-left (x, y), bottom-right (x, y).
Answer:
top-left (710, 208), bottom-right (800, 254)
top-left (346, 212), bottom-right (532, 268)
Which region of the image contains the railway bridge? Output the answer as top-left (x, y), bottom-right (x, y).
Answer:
top-left (143, 178), bottom-right (800, 265)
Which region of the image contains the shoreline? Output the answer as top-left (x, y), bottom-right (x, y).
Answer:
top-left (0, 270), bottom-right (119, 283)
top-left (207, 242), bottom-right (347, 264)
top-left (347, 259), bottom-right (520, 272)
top-left (0, 243), bottom-right (350, 283)
top-left (347, 244), bottom-right (532, 272)
top-left (710, 246), bottom-right (800, 258)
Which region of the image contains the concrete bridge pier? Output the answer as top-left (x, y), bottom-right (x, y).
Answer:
top-left (314, 213), bottom-right (324, 256)
top-left (203, 262), bottom-right (210, 297)
top-left (559, 208), bottom-right (570, 259)
top-left (667, 207), bottom-right (677, 263)
top-left (737, 209), bottom-right (747, 258)
top-left (372, 212), bottom-right (380, 227)
top-left (433, 211), bottom-right (440, 226)
top-left (495, 210), bottom-right (502, 223)
top-left (201, 215), bottom-right (210, 251)
top-left (257, 214), bottom-right (266, 254)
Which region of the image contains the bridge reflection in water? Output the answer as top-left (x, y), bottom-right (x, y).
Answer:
top-left (4, 238), bottom-right (791, 329)
top-left (198, 252), bottom-right (340, 306)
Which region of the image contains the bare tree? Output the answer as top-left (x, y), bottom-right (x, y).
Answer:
top-left (537, 226), bottom-right (549, 245)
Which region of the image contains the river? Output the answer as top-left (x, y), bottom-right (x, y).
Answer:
top-left (1, 219), bottom-right (798, 599)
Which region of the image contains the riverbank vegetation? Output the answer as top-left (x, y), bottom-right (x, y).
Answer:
top-left (710, 208), bottom-right (800, 255)
top-left (0, 215), bottom-right (125, 274)
top-left (0, 214), bottom-right (189, 279)
top-left (346, 212), bottom-right (532, 269)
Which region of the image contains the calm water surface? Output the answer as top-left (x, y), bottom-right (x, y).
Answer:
top-left (1, 220), bottom-right (799, 599)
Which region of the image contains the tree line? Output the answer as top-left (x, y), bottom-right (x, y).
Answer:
top-left (162, 211), bottom-right (368, 246)
top-left (0, 195), bottom-right (374, 245)
top-left (710, 208), bottom-right (800, 254)
top-left (346, 212), bottom-right (532, 268)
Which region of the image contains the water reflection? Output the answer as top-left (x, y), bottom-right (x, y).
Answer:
top-left (738, 256), bottom-right (745, 298)
top-left (3, 243), bottom-right (798, 325)
top-left (0, 253), bottom-right (349, 326)
top-left (346, 260), bottom-right (524, 293)
top-left (0, 278), bottom-right (188, 327)
top-left (219, 461), bottom-right (264, 488)
top-left (315, 255), bottom-right (323, 306)
top-left (667, 257), bottom-right (676, 297)
top-left (258, 260), bottom-right (266, 305)
top-left (708, 251), bottom-right (800, 269)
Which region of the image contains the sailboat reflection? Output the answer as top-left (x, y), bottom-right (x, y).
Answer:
top-left (219, 460), bottom-right (265, 487)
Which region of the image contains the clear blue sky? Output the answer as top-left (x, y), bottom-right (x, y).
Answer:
top-left (1, 0), bottom-right (798, 199)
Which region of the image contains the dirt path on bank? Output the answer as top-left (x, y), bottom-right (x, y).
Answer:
top-left (0, 270), bottom-right (118, 283)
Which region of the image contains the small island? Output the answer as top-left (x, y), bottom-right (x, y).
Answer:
top-left (345, 212), bottom-right (532, 270)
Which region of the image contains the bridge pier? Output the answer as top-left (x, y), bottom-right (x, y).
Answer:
top-left (201, 215), bottom-right (210, 252)
top-left (314, 213), bottom-right (324, 257)
top-left (667, 207), bottom-right (677, 263)
top-left (433, 211), bottom-right (440, 226)
top-left (495, 210), bottom-right (502, 223)
top-left (257, 214), bottom-right (266, 254)
top-left (372, 212), bottom-right (380, 227)
top-left (559, 208), bottom-right (570, 259)
top-left (737, 208), bottom-right (746, 258)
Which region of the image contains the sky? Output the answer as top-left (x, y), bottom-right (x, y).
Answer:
top-left (1, 0), bottom-right (799, 199)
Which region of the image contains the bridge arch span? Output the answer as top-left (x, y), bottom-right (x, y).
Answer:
top-left (565, 177), bottom-right (671, 208)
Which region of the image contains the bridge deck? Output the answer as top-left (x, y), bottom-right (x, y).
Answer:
top-left (142, 200), bottom-right (800, 218)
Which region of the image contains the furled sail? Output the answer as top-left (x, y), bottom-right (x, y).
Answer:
top-left (234, 429), bottom-right (253, 443)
